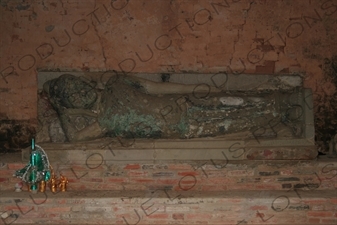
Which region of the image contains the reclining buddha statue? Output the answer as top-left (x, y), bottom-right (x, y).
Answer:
top-left (42, 74), bottom-right (303, 142)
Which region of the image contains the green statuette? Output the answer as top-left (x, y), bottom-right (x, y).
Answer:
top-left (14, 139), bottom-right (51, 192)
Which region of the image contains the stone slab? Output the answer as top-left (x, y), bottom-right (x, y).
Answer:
top-left (22, 141), bottom-right (318, 163)
top-left (34, 73), bottom-right (316, 161)
top-left (38, 72), bottom-right (303, 91)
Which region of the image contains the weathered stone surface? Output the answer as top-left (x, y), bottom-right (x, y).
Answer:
top-left (48, 118), bottom-right (66, 143)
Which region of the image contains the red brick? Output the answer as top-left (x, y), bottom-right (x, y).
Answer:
top-left (303, 199), bottom-right (327, 204)
top-left (307, 211), bottom-right (333, 217)
top-left (105, 178), bottom-right (128, 183)
top-left (177, 171), bottom-right (198, 176)
top-left (172, 213), bottom-right (184, 220)
top-left (227, 170), bottom-right (254, 176)
top-left (67, 178), bottom-right (80, 183)
top-left (127, 171), bottom-right (148, 176)
top-left (250, 205), bottom-right (268, 210)
top-left (55, 199), bottom-right (67, 204)
top-left (186, 213), bottom-right (212, 220)
top-left (42, 207), bottom-right (71, 212)
top-left (330, 198), bottom-right (337, 204)
top-left (132, 179), bottom-right (154, 183)
top-left (5, 205), bottom-right (34, 215)
top-left (7, 163), bottom-right (25, 170)
top-left (0, 178), bottom-right (8, 182)
top-left (47, 213), bottom-right (60, 218)
top-left (124, 164), bottom-right (141, 170)
top-left (179, 179), bottom-right (197, 185)
top-left (255, 184), bottom-right (281, 190)
top-left (68, 183), bottom-right (97, 190)
top-left (147, 213), bottom-right (169, 219)
top-left (0, 170), bottom-right (14, 176)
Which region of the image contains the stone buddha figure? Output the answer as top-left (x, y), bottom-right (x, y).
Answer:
top-left (42, 74), bottom-right (302, 142)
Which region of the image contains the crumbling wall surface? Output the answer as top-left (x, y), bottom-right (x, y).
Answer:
top-left (0, 0), bottom-right (336, 151)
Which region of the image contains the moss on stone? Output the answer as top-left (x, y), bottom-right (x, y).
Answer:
top-left (99, 109), bottom-right (161, 138)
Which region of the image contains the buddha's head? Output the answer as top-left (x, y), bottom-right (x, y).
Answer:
top-left (45, 74), bottom-right (97, 109)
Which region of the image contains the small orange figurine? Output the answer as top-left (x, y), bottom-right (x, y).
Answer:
top-left (39, 180), bottom-right (46, 192)
top-left (58, 175), bottom-right (68, 192)
top-left (48, 166), bottom-right (58, 193)
top-left (49, 176), bottom-right (58, 193)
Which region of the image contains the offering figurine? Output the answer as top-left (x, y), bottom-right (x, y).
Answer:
top-left (14, 139), bottom-right (51, 193)
top-left (59, 175), bottom-right (68, 192)
top-left (49, 170), bottom-right (58, 193)
top-left (39, 180), bottom-right (47, 192)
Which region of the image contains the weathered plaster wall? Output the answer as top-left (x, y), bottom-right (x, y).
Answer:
top-left (0, 0), bottom-right (336, 149)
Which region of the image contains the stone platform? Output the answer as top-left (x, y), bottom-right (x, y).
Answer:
top-left (22, 136), bottom-right (318, 163)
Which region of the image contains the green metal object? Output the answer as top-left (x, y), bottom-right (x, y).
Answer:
top-left (14, 138), bottom-right (51, 192)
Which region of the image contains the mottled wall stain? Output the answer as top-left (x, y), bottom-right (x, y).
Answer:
top-left (315, 55), bottom-right (337, 152)
top-left (0, 120), bottom-right (35, 152)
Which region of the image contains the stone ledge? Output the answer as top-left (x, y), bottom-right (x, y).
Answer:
top-left (22, 138), bottom-right (318, 162)
top-left (38, 72), bottom-right (303, 91)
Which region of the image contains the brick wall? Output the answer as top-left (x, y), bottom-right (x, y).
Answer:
top-left (1, 190), bottom-right (337, 224)
top-left (1, 154), bottom-right (337, 224)
top-left (0, 0), bottom-right (336, 120)
top-left (1, 151), bottom-right (337, 224)
top-left (1, 156), bottom-right (337, 192)
top-left (0, 1), bottom-right (336, 223)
